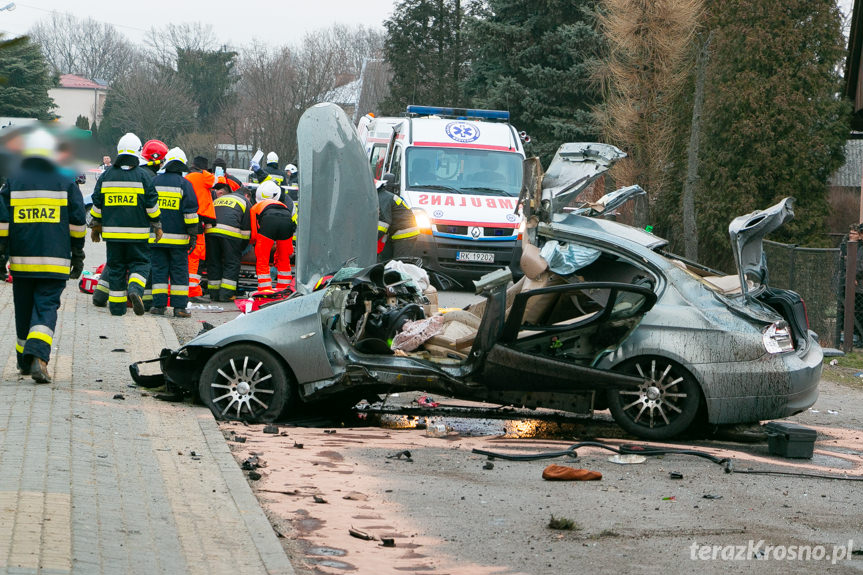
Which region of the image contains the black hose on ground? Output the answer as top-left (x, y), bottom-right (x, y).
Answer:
top-left (472, 441), bottom-right (863, 482)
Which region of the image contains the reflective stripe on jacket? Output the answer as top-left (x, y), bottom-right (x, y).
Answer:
top-left (0, 158), bottom-right (86, 279)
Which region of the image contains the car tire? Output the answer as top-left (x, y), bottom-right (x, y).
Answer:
top-left (607, 356), bottom-right (702, 440)
top-left (199, 344), bottom-right (290, 423)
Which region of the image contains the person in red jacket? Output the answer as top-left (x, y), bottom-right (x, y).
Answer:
top-left (250, 180), bottom-right (296, 292)
top-left (184, 156), bottom-right (216, 300)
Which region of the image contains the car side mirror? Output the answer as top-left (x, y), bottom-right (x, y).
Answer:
top-left (381, 172), bottom-right (397, 193)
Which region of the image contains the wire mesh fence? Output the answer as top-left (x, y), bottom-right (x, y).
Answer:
top-left (764, 240), bottom-right (840, 348)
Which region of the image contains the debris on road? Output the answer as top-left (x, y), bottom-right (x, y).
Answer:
top-left (542, 465), bottom-right (601, 481)
top-left (313, 495), bottom-right (328, 504)
top-left (483, 461), bottom-right (494, 470)
top-left (386, 450), bottom-right (412, 461)
top-left (349, 527), bottom-right (376, 541)
top-left (248, 471), bottom-right (262, 481)
top-left (669, 471), bottom-right (684, 479)
top-left (703, 494), bottom-right (723, 500)
top-left (263, 424), bottom-right (279, 434)
top-left (608, 454), bottom-right (646, 465)
top-left (380, 537), bottom-right (396, 547)
top-left (112, 394), bottom-right (125, 400)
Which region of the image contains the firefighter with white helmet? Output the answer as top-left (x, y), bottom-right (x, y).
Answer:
top-left (148, 147), bottom-right (199, 317)
top-left (0, 128), bottom-right (87, 383)
top-left (251, 151), bottom-right (289, 188)
top-left (90, 132), bottom-right (162, 317)
top-left (250, 180), bottom-right (296, 292)
top-left (284, 163), bottom-right (298, 185)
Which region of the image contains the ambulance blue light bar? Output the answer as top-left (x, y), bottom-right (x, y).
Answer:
top-left (406, 105), bottom-right (510, 121)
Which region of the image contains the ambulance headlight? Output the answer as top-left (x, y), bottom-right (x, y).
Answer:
top-left (413, 209), bottom-right (433, 232)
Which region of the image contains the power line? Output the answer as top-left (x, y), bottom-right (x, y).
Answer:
top-left (15, 3), bottom-right (150, 35)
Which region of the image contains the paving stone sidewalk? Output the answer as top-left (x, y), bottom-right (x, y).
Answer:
top-left (0, 255), bottom-right (294, 574)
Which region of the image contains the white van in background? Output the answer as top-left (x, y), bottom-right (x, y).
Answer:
top-left (358, 105), bottom-right (526, 282)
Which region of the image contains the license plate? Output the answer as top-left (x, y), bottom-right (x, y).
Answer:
top-left (456, 251), bottom-right (494, 263)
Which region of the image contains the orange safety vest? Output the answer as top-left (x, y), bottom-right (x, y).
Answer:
top-left (250, 199), bottom-right (288, 243)
top-left (185, 171), bottom-right (216, 220)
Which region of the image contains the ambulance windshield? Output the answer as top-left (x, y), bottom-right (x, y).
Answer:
top-left (405, 147), bottom-right (522, 197)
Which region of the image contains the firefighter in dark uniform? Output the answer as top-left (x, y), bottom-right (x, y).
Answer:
top-left (204, 177), bottom-right (250, 301)
top-left (377, 180), bottom-right (419, 261)
top-left (140, 139), bottom-right (168, 309)
top-left (90, 133), bottom-right (162, 316)
top-left (149, 147), bottom-right (199, 317)
top-left (251, 151), bottom-right (289, 187)
top-left (0, 129), bottom-right (87, 383)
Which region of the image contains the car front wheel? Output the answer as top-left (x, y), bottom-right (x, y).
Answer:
top-left (607, 357), bottom-right (701, 440)
top-left (199, 344), bottom-right (289, 423)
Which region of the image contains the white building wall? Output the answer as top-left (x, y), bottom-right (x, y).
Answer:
top-left (49, 88), bottom-right (106, 127)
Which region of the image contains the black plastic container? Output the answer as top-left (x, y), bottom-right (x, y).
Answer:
top-left (764, 422), bottom-right (817, 459)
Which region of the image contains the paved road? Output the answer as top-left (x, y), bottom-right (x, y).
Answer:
top-left (0, 240), bottom-right (294, 575)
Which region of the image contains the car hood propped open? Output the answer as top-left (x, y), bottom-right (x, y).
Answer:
top-left (541, 143), bottom-right (627, 213)
top-left (296, 103), bottom-right (379, 290)
top-left (727, 197), bottom-right (795, 300)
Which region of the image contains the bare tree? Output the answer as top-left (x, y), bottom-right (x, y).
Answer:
top-left (143, 23), bottom-right (219, 68)
top-left (29, 13), bottom-right (135, 83)
top-left (101, 65), bottom-right (197, 143)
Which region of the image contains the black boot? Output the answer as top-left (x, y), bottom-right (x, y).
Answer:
top-left (30, 357), bottom-right (51, 384)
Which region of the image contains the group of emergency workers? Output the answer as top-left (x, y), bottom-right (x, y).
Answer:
top-left (0, 125), bottom-right (416, 386)
top-left (91, 134), bottom-right (301, 317)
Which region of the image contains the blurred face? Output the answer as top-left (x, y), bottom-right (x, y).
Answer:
top-left (103, 156), bottom-right (111, 164)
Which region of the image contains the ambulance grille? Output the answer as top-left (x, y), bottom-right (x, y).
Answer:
top-left (437, 225), bottom-right (468, 235)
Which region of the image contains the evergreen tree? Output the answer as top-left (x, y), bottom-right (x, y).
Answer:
top-left (0, 35), bottom-right (55, 119)
top-left (75, 115), bottom-right (90, 131)
top-left (173, 47), bottom-right (238, 129)
top-left (382, 0), bottom-right (478, 114)
top-left (465, 0), bottom-right (604, 162)
top-left (695, 0), bottom-right (849, 270)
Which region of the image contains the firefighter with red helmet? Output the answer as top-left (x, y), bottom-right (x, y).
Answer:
top-left (149, 147), bottom-right (199, 317)
top-left (142, 139), bottom-right (169, 175)
top-left (204, 177), bottom-right (250, 301)
top-left (250, 180), bottom-right (296, 292)
top-left (0, 129), bottom-right (87, 383)
top-left (90, 132), bottom-right (162, 316)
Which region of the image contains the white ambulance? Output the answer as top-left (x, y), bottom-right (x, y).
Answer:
top-left (358, 105), bottom-right (526, 281)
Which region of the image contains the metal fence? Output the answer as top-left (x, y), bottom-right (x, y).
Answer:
top-left (763, 240), bottom-right (839, 348)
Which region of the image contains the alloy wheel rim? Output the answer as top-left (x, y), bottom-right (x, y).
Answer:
top-left (209, 356), bottom-right (275, 418)
top-left (617, 359), bottom-right (688, 429)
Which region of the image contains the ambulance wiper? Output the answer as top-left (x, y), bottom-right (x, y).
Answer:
top-left (412, 184), bottom-right (463, 194)
top-left (461, 186), bottom-right (512, 196)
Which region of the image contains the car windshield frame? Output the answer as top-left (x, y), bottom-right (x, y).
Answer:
top-left (405, 147), bottom-right (523, 197)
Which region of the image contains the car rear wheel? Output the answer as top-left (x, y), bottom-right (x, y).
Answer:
top-left (607, 357), bottom-right (701, 440)
top-left (199, 344), bottom-right (289, 423)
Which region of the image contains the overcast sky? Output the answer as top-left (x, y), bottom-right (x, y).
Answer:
top-left (0, 1), bottom-right (855, 48)
top-left (0, 0), bottom-right (398, 47)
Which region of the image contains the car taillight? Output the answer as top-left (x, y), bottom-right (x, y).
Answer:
top-left (762, 321), bottom-right (794, 354)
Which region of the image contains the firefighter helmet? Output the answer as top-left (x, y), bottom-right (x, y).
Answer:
top-left (22, 129), bottom-right (58, 161)
top-left (266, 151), bottom-right (279, 165)
top-left (285, 163), bottom-right (297, 174)
top-left (164, 147), bottom-right (188, 170)
top-left (116, 133), bottom-right (142, 158)
top-left (256, 180), bottom-right (281, 203)
top-left (142, 139), bottom-right (169, 164)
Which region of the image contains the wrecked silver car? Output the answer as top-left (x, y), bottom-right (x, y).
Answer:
top-left (131, 108), bottom-right (821, 441)
top-left (520, 143), bottom-right (822, 439)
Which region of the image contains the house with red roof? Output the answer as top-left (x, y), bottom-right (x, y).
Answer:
top-left (48, 74), bottom-right (108, 128)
